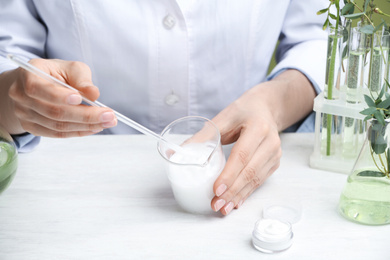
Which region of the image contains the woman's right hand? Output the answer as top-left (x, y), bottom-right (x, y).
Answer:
top-left (2, 58), bottom-right (117, 137)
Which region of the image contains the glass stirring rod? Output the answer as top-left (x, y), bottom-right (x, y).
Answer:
top-left (7, 54), bottom-right (182, 152)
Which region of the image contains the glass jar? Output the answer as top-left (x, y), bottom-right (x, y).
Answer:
top-left (157, 116), bottom-right (226, 214)
top-left (0, 125), bottom-right (18, 195)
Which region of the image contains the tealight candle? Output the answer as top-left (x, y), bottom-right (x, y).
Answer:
top-left (252, 218), bottom-right (293, 253)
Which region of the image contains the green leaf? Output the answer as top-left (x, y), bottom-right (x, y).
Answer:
top-left (329, 13), bottom-right (337, 20)
top-left (350, 6), bottom-right (355, 15)
top-left (377, 98), bottom-right (390, 109)
top-left (364, 115), bottom-right (373, 121)
top-left (342, 26), bottom-right (349, 43)
top-left (370, 123), bottom-right (387, 154)
top-left (342, 44), bottom-right (348, 59)
top-left (360, 107), bottom-right (378, 115)
top-left (364, 94), bottom-right (376, 107)
top-left (385, 79), bottom-right (390, 92)
top-left (374, 110), bottom-right (385, 125)
top-left (378, 85), bottom-right (385, 100)
top-left (380, 110), bottom-right (386, 119)
top-left (322, 18), bottom-right (329, 30)
top-left (360, 25), bottom-right (375, 34)
top-left (374, 22), bottom-right (385, 33)
top-left (341, 3), bottom-right (354, 15)
top-left (344, 12), bottom-right (364, 19)
top-left (317, 8), bottom-right (329, 15)
top-left (357, 170), bottom-right (386, 177)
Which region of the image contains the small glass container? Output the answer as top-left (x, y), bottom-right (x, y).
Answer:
top-left (252, 201), bottom-right (301, 253)
top-left (252, 218), bottom-right (293, 254)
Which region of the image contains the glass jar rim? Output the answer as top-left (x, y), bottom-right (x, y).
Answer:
top-left (157, 116), bottom-right (221, 167)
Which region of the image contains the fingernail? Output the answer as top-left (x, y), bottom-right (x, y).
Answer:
top-left (67, 94), bottom-right (82, 105)
top-left (92, 129), bottom-right (103, 133)
top-left (216, 184), bottom-right (227, 197)
top-left (236, 200), bottom-right (244, 209)
top-left (223, 202), bottom-right (234, 215)
top-left (100, 112), bottom-right (115, 123)
top-left (102, 120), bottom-right (116, 128)
top-left (214, 199), bottom-right (226, 212)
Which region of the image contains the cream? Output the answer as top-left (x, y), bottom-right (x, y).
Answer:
top-left (252, 218), bottom-right (293, 253)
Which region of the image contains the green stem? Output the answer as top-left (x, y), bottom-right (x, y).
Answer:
top-left (370, 145), bottom-right (386, 174)
top-left (378, 153), bottom-right (386, 172)
top-left (326, 114), bottom-right (332, 155)
top-left (327, 37), bottom-right (338, 100)
top-left (350, 1), bottom-right (376, 28)
top-left (326, 11), bottom-right (340, 156)
top-left (368, 34), bottom-right (374, 93)
top-left (385, 149), bottom-right (389, 173)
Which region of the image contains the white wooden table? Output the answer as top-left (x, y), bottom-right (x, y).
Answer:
top-left (0, 133), bottom-right (388, 259)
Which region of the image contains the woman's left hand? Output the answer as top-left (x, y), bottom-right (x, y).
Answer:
top-left (210, 69), bottom-right (316, 215)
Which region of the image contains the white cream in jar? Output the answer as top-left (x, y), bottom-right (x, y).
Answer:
top-left (252, 218), bottom-right (293, 253)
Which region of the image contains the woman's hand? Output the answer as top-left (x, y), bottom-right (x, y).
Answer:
top-left (210, 69), bottom-right (316, 215)
top-left (1, 58), bottom-right (117, 137)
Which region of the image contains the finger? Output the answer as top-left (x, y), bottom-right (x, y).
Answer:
top-left (18, 107), bottom-right (105, 133)
top-left (218, 132), bottom-right (281, 205)
top-left (216, 157), bottom-right (280, 216)
top-left (28, 99), bottom-right (117, 126)
top-left (233, 163), bottom-right (280, 210)
top-left (18, 68), bottom-right (83, 106)
top-left (27, 59), bottom-right (99, 103)
top-left (213, 124), bottom-right (266, 198)
top-left (57, 60), bottom-right (100, 101)
top-left (21, 120), bottom-right (101, 138)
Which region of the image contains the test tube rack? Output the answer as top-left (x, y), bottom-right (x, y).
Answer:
top-left (309, 91), bottom-right (367, 174)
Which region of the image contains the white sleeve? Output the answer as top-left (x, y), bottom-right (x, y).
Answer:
top-left (0, 0), bottom-right (47, 73)
top-left (268, 0), bottom-right (329, 95)
top-left (12, 134), bottom-right (41, 153)
top-left (0, 0), bottom-right (46, 152)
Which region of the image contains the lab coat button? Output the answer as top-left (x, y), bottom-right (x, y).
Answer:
top-left (163, 14), bottom-right (176, 29)
top-left (165, 93), bottom-right (180, 106)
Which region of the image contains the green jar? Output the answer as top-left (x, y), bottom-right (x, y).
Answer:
top-left (0, 126), bottom-right (18, 195)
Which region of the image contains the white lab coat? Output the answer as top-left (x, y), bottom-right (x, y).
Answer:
top-left (0, 0), bottom-right (328, 141)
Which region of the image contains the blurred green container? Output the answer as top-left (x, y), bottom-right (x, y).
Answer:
top-left (0, 126), bottom-right (18, 195)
